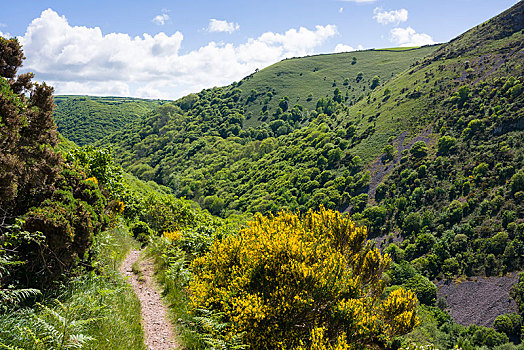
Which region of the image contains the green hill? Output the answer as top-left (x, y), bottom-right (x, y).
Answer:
top-left (53, 95), bottom-right (170, 145)
top-left (92, 0), bottom-right (523, 223)
top-left (236, 46), bottom-right (439, 128)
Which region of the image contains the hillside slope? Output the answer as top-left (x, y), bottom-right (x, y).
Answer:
top-left (54, 95), bottom-right (169, 145)
top-left (88, 0), bottom-right (524, 285)
top-left (236, 46), bottom-right (438, 128)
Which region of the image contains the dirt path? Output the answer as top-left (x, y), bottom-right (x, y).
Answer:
top-left (120, 249), bottom-right (178, 350)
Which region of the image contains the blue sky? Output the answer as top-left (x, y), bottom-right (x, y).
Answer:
top-left (0, 0), bottom-right (519, 99)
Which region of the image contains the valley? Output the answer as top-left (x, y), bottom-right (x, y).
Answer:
top-left (1, 1), bottom-right (523, 349)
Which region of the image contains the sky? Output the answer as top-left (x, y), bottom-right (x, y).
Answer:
top-left (0, 0), bottom-right (520, 100)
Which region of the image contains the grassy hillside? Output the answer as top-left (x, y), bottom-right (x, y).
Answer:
top-left (53, 95), bottom-right (170, 145)
top-left (237, 46), bottom-right (439, 128)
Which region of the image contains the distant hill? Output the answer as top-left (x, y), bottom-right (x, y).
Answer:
top-left (236, 46), bottom-right (439, 128)
top-left (53, 95), bottom-right (170, 145)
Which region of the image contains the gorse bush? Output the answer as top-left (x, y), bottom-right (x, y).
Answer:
top-left (190, 207), bottom-right (419, 349)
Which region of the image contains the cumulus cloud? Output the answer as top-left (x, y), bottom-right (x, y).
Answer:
top-left (373, 8), bottom-right (408, 25)
top-left (152, 13), bottom-right (169, 26)
top-left (339, 8), bottom-right (344, 13)
top-left (19, 9), bottom-right (337, 99)
top-left (208, 19), bottom-right (239, 34)
top-left (389, 27), bottom-right (435, 47)
top-left (334, 44), bottom-right (355, 53)
top-left (0, 31), bottom-right (12, 38)
top-left (334, 43), bottom-right (364, 53)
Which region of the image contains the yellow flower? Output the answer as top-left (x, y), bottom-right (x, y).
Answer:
top-left (86, 176), bottom-right (98, 185)
top-left (163, 230), bottom-right (181, 242)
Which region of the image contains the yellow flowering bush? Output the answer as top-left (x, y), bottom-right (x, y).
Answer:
top-left (163, 229), bottom-right (181, 242)
top-left (190, 207), bottom-right (418, 349)
top-left (85, 176), bottom-right (98, 185)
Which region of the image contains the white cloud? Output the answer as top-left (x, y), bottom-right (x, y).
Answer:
top-left (373, 8), bottom-right (408, 25)
top-left (0, 23), bottom-right (7, 28)
top-left (334, 44), bottom-right (355, 53)
top-left (0, 31), bottom-right (12, 38)
top-left (208, 19), bottom-right (239, 34)
top-left (339, 8), bottom-right (344, 13)
top-left (19, 9), bottom-right (337, 99)
top-left (390, 27), bottom-right (435, 47)
top-left (152, 13), bottom-right (169, 26)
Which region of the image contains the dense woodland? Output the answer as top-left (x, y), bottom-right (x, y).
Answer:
top-left (1, 1), bottom-right (524, 349)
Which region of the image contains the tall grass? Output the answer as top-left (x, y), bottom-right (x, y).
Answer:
top-left (147, 236), bottom-right (202, 349)
top-left (0, 223), bottom-right (145, 350)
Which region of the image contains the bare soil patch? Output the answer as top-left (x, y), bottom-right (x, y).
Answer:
top-left (437, 274), bottom-right (519, 327)
top-left (121, 249), bottom-right (178, 350)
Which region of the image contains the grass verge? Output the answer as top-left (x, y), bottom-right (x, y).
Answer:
top-left (147, 236), bottom-right (203, 349)
top-left (0, 223), bottom-right (146, 350)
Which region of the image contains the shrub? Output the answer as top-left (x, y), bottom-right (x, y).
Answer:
top-left (437, 136), bottom-right (457, 155)
top-left (510, 169), bottom-right (524, 194)
top-left (404, 274), bottom-right (437, 305)
top-left (130, 221), bottom-right (154, 243)
top-left (410, 141), bottom-right (428, 159)
top-left (190, 207), bottom-right (418, 349)
top-left (493, 313), bottom-right (522, 338)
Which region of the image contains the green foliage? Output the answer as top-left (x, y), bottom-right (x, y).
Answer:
top-left (130, 221), bottom-right (154, 243)
top-left (0, 225), bottom-right (145, 350)
top-left (65, 146), bottom-right (124, 198)
top-left (410, 141), bottom-right (429, 159)
top-left (0, 39), bottom-right (116, 293)
top-left (510, 168), bottom-right (524, 194)
top-left (493, 313), bottom-right (522, 338)
top-left (404, 275), bottom-right (437, 306)
top-left (19, 166), bottom-right (109, 287)
top-left (437, 136), bottom-right (457, 155)
top-left (191, 208), bottom-right (418, 349)
top-left (54, 95), bottom-right (167, 146)
top-left (371, 75), bottom-right (380, 89)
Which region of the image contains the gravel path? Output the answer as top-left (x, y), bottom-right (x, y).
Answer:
top-left (120, 249), bottom-right (178, 350)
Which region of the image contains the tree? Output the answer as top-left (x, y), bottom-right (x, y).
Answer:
top-left (333, 88), bottom-right (342, 103)
top-left (510, 168), bottom-right (524, 194)
top-left (190, 207), bottom-right (418, 349)
top-left (279, 96), bottom-right (289, 112)
top-left (409, 141), bottom-right (428, 159)
top-left (437, 136), bottom-right (457, 155)
top-left (404, 274), bottom-right (437, 306)
top-left (370, 75), bottom-right (380, 89)
top-left (0, 37), bottom-right (61, 229)
top-left (493, 313), bottom-right (522, 338)
top-left (383, 144), bottom-right (397, 161)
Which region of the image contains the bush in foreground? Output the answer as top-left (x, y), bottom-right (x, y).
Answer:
top-left (190, 207), bottom-right (419, 349)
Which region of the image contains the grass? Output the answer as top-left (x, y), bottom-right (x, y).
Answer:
top-left (131, 261), bottom-right (145, 283)
top-left (239, 45), bottom-right (440, 128)
top-left (338, 22), bottom-right (524, 165)
top-left (147, 237), bottom-right (203, 349)
top-left (0, 223), bottom-right (146, 350)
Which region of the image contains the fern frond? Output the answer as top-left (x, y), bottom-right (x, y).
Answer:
top-left (0, 288), bottom-right (40, 310)
top-left (0, 341), bottom-right (25, 350)
top-left (65, 334), bottom-right (95, 349)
